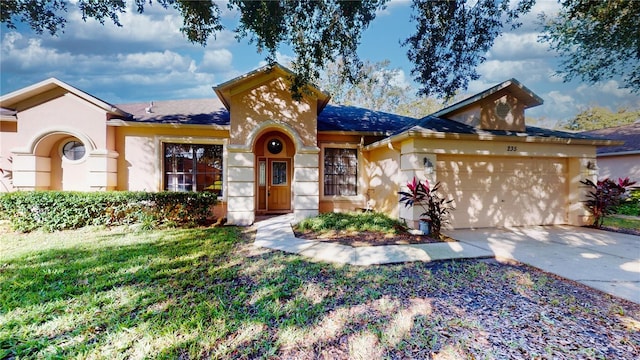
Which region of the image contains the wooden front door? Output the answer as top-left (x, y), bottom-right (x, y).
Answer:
top-left (267, 158), bottom-right (291, 211)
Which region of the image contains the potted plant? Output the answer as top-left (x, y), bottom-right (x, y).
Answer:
top-left (398, 177), bottom-right (454, 239)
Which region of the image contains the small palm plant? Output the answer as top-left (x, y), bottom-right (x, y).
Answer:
top-left (398, 177), bottom-right (454, 239)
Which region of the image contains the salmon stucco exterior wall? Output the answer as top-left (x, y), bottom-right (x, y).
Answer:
top-left (596, 154), bottom-right (640, 184)
top-left (2, 87), bottom-right (119, 191)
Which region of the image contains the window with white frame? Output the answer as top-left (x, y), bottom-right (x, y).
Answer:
top-left (164, 143), bottom-right (223, 194)
top-left (323, 147), bottom-right (357, 196)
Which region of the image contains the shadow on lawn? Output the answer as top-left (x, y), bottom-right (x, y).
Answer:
top-left (2, 227), bottom-right (639, 359)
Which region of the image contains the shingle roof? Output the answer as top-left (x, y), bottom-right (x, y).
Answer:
top-left (113, 99), bottom-right (419, 133)
top-left (112, 98), bottom-right (607, 142)
top-left (581, 122), bottom-right (640, 154)
top-left (317, 105), bottom-right (417, 133)
top-left (114, 98), bottom-right (229, 125)
top-left (398, 115), bottom-right (601, 140)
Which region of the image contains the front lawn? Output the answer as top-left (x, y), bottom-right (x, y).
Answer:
top-left (602, 216), bottom-right (640, 236)
top-left (1, 225), bottom-right (639, 358)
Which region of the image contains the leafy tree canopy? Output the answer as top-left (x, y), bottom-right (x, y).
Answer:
top-left (562, 106), bottom-right (640, 131)
top-left (318, 58), bottom-right (444, 117)
top-left (2, 0), bottom-right (639, 100)
top-left (540, 0), bottom-right (640, 93)
top-left (404, 0), bottom-right (535, 99)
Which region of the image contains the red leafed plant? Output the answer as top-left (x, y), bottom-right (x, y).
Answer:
top-left (580, 177), bottom-right (637, 228)
top-left (398, 177), bottom-right (454, 239)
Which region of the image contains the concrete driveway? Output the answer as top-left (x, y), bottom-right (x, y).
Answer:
top-left (446, 226), bottom-right (640, 304)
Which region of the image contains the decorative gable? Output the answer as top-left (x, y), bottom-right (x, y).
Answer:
top-left (432, 78), bottom-right (543, 132)
top-left (213, 63), bottom-right (330, 147)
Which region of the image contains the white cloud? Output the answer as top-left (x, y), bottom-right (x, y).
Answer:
top-left (1, 32), bottom-right (78, 73)
top-left (378, 0), bottom-right (412, 16)
top-left (200, 49), bottom-right (234, 72)
top-left (116, 51), bottom-right (193, 71)
top-left (257, 52), bottom-right (296, 68)
top-left (577, 80), bottom-right (634, 99)
top-left (385, 69), bottom-right (411, 88)
top-left (488, 32), bottom-right (551, 61)
top-left (45, 2), bottom-right (236, 55)
top-left (534, 90), bottom-right (577, 120)
top-left (475, 59), bottom-right (552, 85)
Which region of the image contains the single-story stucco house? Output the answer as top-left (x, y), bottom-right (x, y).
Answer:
top-left (0, 63), bottom-right (619, 229)
top-left (582, 122), bottom-right (640, 184)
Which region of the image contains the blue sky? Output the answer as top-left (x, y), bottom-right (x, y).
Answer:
top-left (1, 0), bottom-right (638, 127)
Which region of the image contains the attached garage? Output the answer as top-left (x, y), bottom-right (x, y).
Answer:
top-left (365, 78), bottom-right (616, 230)
top-left (437, 155), bottom-right (568, 228)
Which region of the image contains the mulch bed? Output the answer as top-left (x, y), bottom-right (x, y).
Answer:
top-left (598, 225), bottom-right (640, 236)
top-left (293, 229), bottom-right (456, 247)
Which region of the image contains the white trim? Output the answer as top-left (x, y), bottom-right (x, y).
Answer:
top-left (320, 143), bottom-right (362, 201)
top-left (0, 77), bottom-right (127, 116)
top-left (155, 136), bottom-right (228, 201)
top-left (244, 120), bottom-right (320, 154)
top-left (362, 128), bottom-right (621, 151)
top-left (12, 127), bottom-right (97, 155)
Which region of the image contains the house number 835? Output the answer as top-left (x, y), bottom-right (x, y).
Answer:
top-left (507, 146), bottom-right (518, 152)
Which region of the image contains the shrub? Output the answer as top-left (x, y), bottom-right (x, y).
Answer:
top-left (0, 191), bottom-right (217, 232)
top-left (581, 177), bottom-right (637, 228)
top-left (615, 189), bottom-right (640, 216)
top-left (296, 212), bottom-right (406, 234)
top-left (398, 177), bottom-right (454, 239)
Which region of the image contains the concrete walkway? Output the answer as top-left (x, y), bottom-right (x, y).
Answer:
top-left (448, 226), bottom-right (640, 304)
top-left (254, 215), bottom-right (640, 304)
top-left (254, 214), bottom-right (493, 266)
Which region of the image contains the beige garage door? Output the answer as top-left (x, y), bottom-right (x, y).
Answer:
top-left (437, 156), bottom-right (568, 229)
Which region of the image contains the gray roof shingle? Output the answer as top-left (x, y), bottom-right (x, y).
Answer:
top-left (399, 115), bottom-right (601, 140)
top-left (115, 98), bottom-right (229, 125)
top-left (112, 98), bottom-right (607, 142)
top-left (114, 99), bottom-right (419, 132)
top-left (317, 105), bottom-right (417, 133)
top-left (582, 122), bottom-right (640, 154)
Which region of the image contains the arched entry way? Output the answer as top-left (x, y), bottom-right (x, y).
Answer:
top-left (254, 130), bottom-right (296, 214)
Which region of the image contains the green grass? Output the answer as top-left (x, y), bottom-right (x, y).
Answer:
top-left (1, 224), bottom-right (638, 358)
top-left (294, 212), bottom-right (406, 234)
top-left (602, 216), bottom-right (640, 231)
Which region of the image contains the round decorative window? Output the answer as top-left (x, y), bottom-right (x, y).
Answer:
top-left (495, 102), bottom-right (512, 120)
top-left (62, 141), bottom-right (86, 160)
top-left (267, 138), bottom-right (283, 154)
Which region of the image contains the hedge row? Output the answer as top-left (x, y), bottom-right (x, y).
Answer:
top-left (616, 189), bottom-right (640, 216)
top-left (0, 191), bottom-right (218, 232)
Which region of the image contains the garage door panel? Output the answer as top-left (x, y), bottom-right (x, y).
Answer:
top-left (438, 156), bottom-right (568, 228)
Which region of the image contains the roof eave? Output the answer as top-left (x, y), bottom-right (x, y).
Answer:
top-left (363, 128), bottom-right (621, 151)
top-left (431, 78), bottom-right (543, 119)
top-left (318, 130), bottom-right (393, 137)
top-left (213, 63), bottom-right (331, 112)
top-left (0, 77), bottom-right (129, 117)
top-left (107, 119), bottom-right (230, 130)
top-left (597, 150), bottom-right (640, 157)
